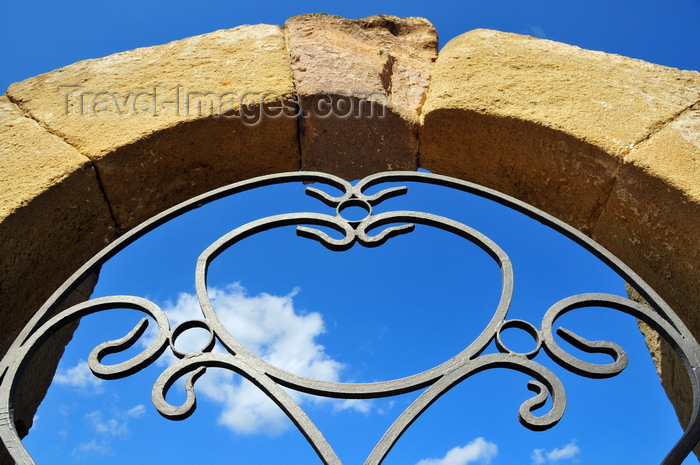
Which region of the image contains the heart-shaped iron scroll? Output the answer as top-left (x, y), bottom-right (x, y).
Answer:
top-left (1, 171), bottom-right (698, 465)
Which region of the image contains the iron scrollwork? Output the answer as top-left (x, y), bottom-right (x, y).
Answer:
top-left (1, 171), bottom-right (699, 464)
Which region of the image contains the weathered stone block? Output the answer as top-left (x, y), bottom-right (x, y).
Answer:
top-left (1, 19), bottom-right (699, 462)
top-left (6, 25), bottom-right (300, 230)
top-left (0, 96), bottom-right (115, 342)
top-left (421, 28), bottom-right (700, 443)
top-left (420, 28), bottom-right (700, 232)
top-left (285, 14), bottom-right (437, 180)
top-left (421, 107), bottom-right (616, 232)
top-left (0, 96), bottom-right (114, 464)
top-left (595, 107), bottom-right (700, 432)
top-left (630, 285), bottom-right (699, 457)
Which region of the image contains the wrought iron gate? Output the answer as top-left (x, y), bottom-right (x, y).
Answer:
top-left (1, 171), bottom-right (699, 464)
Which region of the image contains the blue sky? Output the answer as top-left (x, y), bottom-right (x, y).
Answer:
top-left (3, 1), bottom-right (699, 464)
top-left (1, 0), bottom-right (699, 91)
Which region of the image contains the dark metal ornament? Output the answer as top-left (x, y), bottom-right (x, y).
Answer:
top-left (1, 171), bottom-right (698, 464)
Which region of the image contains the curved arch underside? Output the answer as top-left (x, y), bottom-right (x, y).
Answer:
top-left (1, 13), bottom-right (699, 460)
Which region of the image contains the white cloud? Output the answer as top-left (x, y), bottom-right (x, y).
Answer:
top-left (53, 360), bottom-right (103, 393)
top-left (126, 404), bottom-right (146, 418)
top-left (532, 440), bottom-right (581, 464)
top-left (532, 450), bottom-right (545, 465)
top-left (160, 283), bottom-right (370, 435)
top-left (416, 438), bottom-right (498, 465)
top-left (548, 441), bottom-right (580, 461)
top-left (333, 398), bottom-right (372, 414)
top-left (523, 25), bottom-right (547, 38)
top-left (74, 404), bottom-right (145, 459)
top-left (86, 411), bottom-right (129, 438)
top-left (71, 439), bottom-right (112, 459)
top-left (85, 404), bottom-right (146, 438)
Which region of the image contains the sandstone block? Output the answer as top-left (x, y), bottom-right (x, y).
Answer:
top-left (0, 97), bottom-right (115, 464)
top-left (0, 96), bottom-right (115, 337)
top-left (420, 28), bottom-right (700, 231)
top-left (6, 25), bottom-right (300, 230)
top-left (631, 286), bottom-right (699, 456)
top-left (594, 107), bottom-right (700, 417)
top-left (1, 20), bottom-right (699, 463)
top-left (285, 14), bottom-right (437, 180)
top-left (420, 29), bottom-right (700, 444)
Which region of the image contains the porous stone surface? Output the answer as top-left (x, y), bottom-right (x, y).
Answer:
top-left (0, 96), bottom-right (114, 465)
top-left (6, 24), bottom-right (300, 230)
top-left (420, 28), bottom-right (700, 232)
top-left (420, 28), bottom-right (700, 444)
top-left (1, 19), bottom-right (699, 462)
top-left (629, 285), bottom-right (699, 457)
top-left (12, 272), bottom-right (98, 438)
top-left (599, 107), bottom-right (700, 435)
top-left (596, 106), bottom-right (700, 323)
top-left (285, 14), bottom-right (437, 180)
top-left (0, 96), bottom-right (115, 342)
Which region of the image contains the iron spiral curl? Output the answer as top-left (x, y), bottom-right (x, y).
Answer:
top-left (1, 171), bottom-right (698, 465)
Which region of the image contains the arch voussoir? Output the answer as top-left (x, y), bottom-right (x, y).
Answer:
top-left (1, 16), bottom-right (699, 462)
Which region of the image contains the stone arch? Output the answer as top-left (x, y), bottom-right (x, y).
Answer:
top-left (1, 14), bottom-right (698, 458)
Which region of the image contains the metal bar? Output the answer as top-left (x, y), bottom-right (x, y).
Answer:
top-left (1, 171), bottom-right (697, 465)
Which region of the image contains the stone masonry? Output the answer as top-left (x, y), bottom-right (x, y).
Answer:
top-left (0, 14), bottom-right (698, 463)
